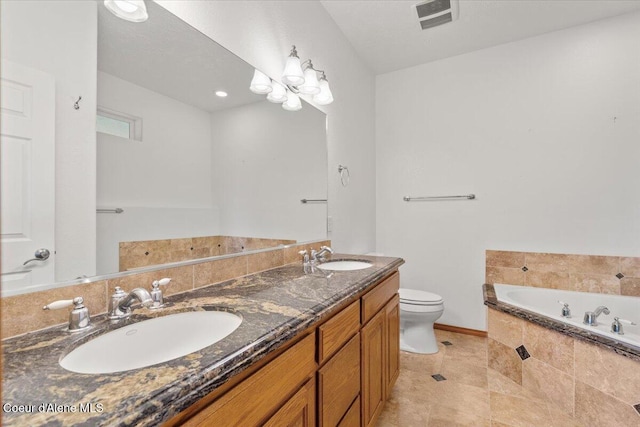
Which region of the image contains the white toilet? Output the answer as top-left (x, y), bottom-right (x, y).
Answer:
top-left (399, 288), bottom-right (444, 354)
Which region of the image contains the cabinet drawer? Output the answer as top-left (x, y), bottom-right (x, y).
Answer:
top-left (318, 300), bottom-right (360, 365)
top-left (318, 333), bottom-right (361, 427)
top-left (186, 333), bottom-right (316, 426)
top-left (362, 272), bottom-right (399, 324)
top-left (337, 395), bottom-right (360, 427)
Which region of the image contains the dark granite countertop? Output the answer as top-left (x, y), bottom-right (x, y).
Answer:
top-left (483, 283), bottom-right (640, 362)
top-left (2, 255), bottom-right (404, 426)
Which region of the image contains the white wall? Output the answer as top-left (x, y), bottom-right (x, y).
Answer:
top-left (210, 100), bottom-right (327, 243)
top-left (376, 12), bottom-right (640, 330)
top-left (1, 0), bottom-right (98, 281)
top-left (96, 72), bottom-right (219, 274)
top-left (156, 1), bottom-right (377, 254)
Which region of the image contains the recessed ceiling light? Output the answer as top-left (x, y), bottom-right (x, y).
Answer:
top-left (104, 0), bottom-right (149, 23)
top-left (215, 91), bottom-right (228, 98)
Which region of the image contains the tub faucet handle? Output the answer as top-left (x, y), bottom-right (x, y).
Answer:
top-left (611, 317), bottom-right (636, 335)
top-left (557, 300), bottom-right (571, 318)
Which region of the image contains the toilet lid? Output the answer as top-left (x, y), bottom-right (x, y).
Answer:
top-left (399, 288), bottom-right (443, 305)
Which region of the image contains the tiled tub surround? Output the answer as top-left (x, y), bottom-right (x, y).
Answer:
top-left (119, 235), bottom-right (296, 271)
top-left (2, 254), bottom-right (404, 426)
top-left (486, 250), bottom-right (640, 296)
top-left (484, 250), bottom-right (640, 426)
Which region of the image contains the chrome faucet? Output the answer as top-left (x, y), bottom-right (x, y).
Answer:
top-left (109, 286), bottom-right (154, 320)
top-left (311, 246), bottom-right (333, 263)
top-left (583, 305), bottom-right (610, 326)
top-left (43, 297), bottom-right (91, 332)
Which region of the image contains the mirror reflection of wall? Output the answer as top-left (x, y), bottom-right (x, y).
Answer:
top-left (0, 1), bottom-right (328, 295)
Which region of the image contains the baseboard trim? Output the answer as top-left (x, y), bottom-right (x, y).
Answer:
top-left (434, 323), bottom-right (487, 338)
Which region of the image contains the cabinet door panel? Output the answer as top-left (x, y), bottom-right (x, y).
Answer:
top-left (264, 378), bottom-right (316, 427)
top-left (337, 395), bottom-right (360, 427)
top-left (361, 309), bottom-right (386, 427)
top-left (318, 333), bottom-right (361, 427)
top-left (385, 295), bottom-right (400, 396)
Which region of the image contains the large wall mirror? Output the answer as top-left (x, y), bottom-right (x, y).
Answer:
top-left (0, 1), bottom-right (327, 296)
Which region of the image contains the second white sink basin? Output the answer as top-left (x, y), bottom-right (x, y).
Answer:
top-left (316, 260), bottom-right (373, 271)
top-left (60, 310), bottom-right (242, 374)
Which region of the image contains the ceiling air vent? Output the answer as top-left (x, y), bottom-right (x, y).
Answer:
top-left (415, 0), bottom-right (459, 30)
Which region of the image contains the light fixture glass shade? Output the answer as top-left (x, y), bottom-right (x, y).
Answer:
top-left (249, 69), bottom-right (273, 94)
top-left (267, 82), bottom-right (288, 103)
top-left (298, 68), bottom-right (320, 95)
top-left (282, 91), bottom-right (302, 111)
top-left (313, 79), bottom-right (334, 105)
top-left (282, 56), bottom-right (305, 86)
top-left (104, 0), bottom-right (149, 22)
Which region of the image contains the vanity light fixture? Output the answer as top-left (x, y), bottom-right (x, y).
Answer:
top-left (215, 90), bottom-right (228, 98)
top-left (267, 82), bottom-right (288, 103)
top-left (282, 90), bottom-right (302, 111)
top-left (249, 69), bottom-right (273, 95)
top-left (248, 45), bottom-right (333, 111)
top-left (104, 0), bottom-right (149, 23)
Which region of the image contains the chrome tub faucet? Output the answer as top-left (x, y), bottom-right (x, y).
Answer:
top-left (583, 305), bottom-right (610, 326)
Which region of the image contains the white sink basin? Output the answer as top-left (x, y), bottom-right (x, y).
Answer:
top-left (316, 260), bottom-right (373, 271)
top-left (60, 310), bottom-right (242, 374)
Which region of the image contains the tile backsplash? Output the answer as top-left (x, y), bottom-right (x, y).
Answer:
top-left (1, 240), bottom-right (329, 340)
top-left (486, 250), bottom-right (640, 296)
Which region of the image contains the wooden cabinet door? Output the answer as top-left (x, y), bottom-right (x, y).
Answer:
top-left (264, 378), bottom-right (316, 427)
top-left (385, 295), bottom-right (400, 396)
top-left (360, 309), bottom-right (385, 427)
top-left (318, 333), bottom-right (360, 427)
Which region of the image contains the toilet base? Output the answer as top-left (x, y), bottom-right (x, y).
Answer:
top-left (400, 322), bottom-right (439, 354)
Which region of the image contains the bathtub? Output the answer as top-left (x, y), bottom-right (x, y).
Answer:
top-left (494, 283), bottom-right (640, 350)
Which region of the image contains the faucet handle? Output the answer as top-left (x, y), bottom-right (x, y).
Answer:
top-left (152, 278), bottom-right (171, 288)
top-left (43, 298), bottom-right (78, 311)
top-left (150, 278), bottom-right (171, 309)
top-left (557, 300), bottom-right (571, 318)
top-left (611, 317), bottom-right (636, 335)
top-left (43, 297), bottom-right (91, 332)
top-left (298, 250), bottom-right (310, 265)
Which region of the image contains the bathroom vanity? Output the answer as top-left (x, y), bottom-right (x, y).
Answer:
top-left (2, 255), bottom-right (403, 426)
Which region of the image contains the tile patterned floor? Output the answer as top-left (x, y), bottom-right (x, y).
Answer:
top-left (377, 330), bottom-right (585, 427)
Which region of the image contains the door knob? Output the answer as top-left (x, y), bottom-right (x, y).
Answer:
top-left (23, 248), bottom-right (51, 265)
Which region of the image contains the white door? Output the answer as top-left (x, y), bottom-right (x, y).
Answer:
top-left (1, 60), bottom-right (56, 294)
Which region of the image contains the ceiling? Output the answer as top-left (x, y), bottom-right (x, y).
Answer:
top-left (321, 0), bottom-right (640, 75)
top-left (98, 1), bottom-right (261, 113)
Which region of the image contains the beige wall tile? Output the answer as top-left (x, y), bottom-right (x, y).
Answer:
top-left (575, 340), bottom-right (640, 405)
top-left (523, 322), bottom-right (574, 375)
top-left (620, 277), bottom-right (640, 297)
top-left (570, 273), bottom-right (620, 294)
top-left (488, 309), bottom-right (524, 348)
top-left (575, 381), bottom-right (640, 427)
top-left (247, 250), bottom-right (285, 274)
top-left (525, 271), bottom-right (572, 290)
top-left (2, 281), bottom-right (108, 339)
top-left (525, 253), bottom-right (618, 276)
top-left (486, 251), bottom-right (526, 268)
top-left (620, 257), bottom-right (640, 278)
top-left (108, 265), bottom-right (193, 297)
top-left (522, 357), bottom-right (574, 416)
top-left (488, 338), bottom-right (522, 385)
top-left (193, 256), bottom-right (247, 288)
top-left (486, 267), bottom-right (525, 285)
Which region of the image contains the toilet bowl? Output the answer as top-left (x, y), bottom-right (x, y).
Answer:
top-left (399, 288), bottom-right (444, 354)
